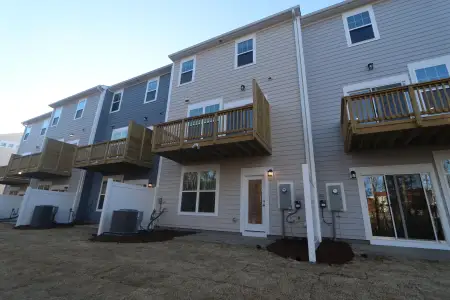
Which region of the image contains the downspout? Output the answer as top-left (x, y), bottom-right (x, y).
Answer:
top-left (155, 64), bottom-right (174, 212)
top-left (292, 8), bottom-right (322, 242)
top-left (71, 85), bottom-right (108, 217)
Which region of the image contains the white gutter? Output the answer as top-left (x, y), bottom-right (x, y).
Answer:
top-left (71, 85), bottom-right (108, 217)
top-left (292, 9), bottom-right (322, 242)
top-left (155, 64), bottom-right (175, 188)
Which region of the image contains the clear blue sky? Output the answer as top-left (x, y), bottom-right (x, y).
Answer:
top-left (0, 0), bottom-right (342, 134)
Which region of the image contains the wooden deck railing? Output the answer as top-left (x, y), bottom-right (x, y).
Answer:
top-left (7, 139), bottom-right (76, 178)
top-left (153, 79), bottom-right (271, 152)
top-left (341, 78), bottom-right (450, 133)
top-left (74, 138), bottom-right (127, 165)
top-left (73, 121), bottom-right (153, 169)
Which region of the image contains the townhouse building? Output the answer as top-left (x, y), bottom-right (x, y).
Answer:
top-left (2, 86), bottom-right (107, 210)
top-left (0, 133), bottom-right (23, 194)
top-left (302, 0), bottom-right (450, 249)
top-left (154, 7), bottom-right (308, 237)
top-left (74, 65), bottom-right (172, 223)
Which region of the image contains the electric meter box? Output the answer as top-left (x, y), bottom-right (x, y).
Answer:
top-left (278, 182), bottom-right (294, 210)
top-left (326, 183), bottom-right (346, 212)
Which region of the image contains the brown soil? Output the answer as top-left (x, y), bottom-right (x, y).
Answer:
top-left (89, 229), bottom-right (196, 243)
top-left (267, 238), bottom-right (354, 265)
top-left (14, 222), bottom-right (75, 230)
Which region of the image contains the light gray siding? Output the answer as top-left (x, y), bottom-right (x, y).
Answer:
top-left (17, 118), bottom-right (49, 155)
top-left (158, 20), bottom-right (307, 236)
top-left (39, 91), bottom-right (102, 193)
top-left (302, 0), bottom-right (450, 239)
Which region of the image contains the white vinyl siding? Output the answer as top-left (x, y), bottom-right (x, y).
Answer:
top-left (96, 175), bottom-right (123, 211)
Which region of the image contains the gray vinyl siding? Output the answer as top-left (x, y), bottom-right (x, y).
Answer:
top-left (77, 73), bottom-right (171, 222)
top-left (302, 0), bottom-right (450, 240)
top-left (158, 20), bottom-right (307, 236)
top-left (17, 118), bottom-right (49, 155)
top-left (35, 92), bottom-right (102, 193)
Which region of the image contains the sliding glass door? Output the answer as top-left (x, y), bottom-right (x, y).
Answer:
top-left (363, 173), bottom-right (445, 242)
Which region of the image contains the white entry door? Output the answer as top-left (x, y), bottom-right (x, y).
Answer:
top-left (241, 173), bottom-right (268, 237)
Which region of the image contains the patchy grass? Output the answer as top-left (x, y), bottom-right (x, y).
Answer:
top-left (0, 223), bottom-right (449, 299)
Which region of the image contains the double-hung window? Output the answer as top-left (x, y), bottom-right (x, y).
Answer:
top-left (74, 99), bottom-right (87, 119)
top-left (408, 55), bottom-right (450, 112)
top-left (40, 119), bottom-right (49, 136)
top-left (343, 6), bottom-right (379, 46)
top-left (110, 91), bottom-right (123, 113)
top-left (51, 108), bottom-right (62, 127)
top-left (111, 126), bottom-right (128, 141)
top-left (144, 79), bottom-right (159, 103)
top-left (179, 165), bottom-right (219, 215)
top-left (235, 36), bottom-right (255, 68)
top-left (23, 126), bottom-right (31, 141)
top-left (97, 175), bottom-right (123, 211)
top-left (179, 58), bottom-right (195, 85)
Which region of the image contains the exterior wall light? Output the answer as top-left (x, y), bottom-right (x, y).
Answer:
top-left (267, 169), bottom-right (274, 178)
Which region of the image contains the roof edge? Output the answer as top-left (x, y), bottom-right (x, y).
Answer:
top-left (22, 111), bottom-right (53, 126)
top-left (48, 85), bottom-right (106, 108)
top-left (108, 64), bottom-right (172, 91)
top-left (169, 6), bottom-right (300, 61)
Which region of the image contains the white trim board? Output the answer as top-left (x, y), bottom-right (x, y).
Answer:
top-left (433, 150), bottom-right (450, 220)
top-left (240, 166), bottom-right (271, 237)
top-left (354, 163), bottom-right (450, 249)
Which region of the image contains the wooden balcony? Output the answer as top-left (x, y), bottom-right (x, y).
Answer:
top-left (73, 121), bottom-right (153, 174)
top-left (341, 78), bottom-right (450, 152)
top-left (7, 139), bottom-right (77, 179)
top-left (0, 165), bottom-right (29, 186)
top-left (152, 79), bottom-right (271, 164)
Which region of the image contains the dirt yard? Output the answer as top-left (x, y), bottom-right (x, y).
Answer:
top-left (0, 224), bottom-right (449, 300)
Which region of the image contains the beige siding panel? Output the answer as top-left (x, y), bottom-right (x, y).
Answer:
top-left (158, 21), bottom-right (307, 236)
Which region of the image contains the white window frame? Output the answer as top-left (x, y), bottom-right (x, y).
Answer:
top-left (178, 56), bottom-right (196, 86)
top-left (111, 126), bottom-right (128, 141)
top-left (74, 98), bottom-right (87, 120)
top-left (23, 126), bottom-right (32, 141)
top-left (96, 175), bottom-right (124, 211)
top-left (178, 164), bottom-right (220, 216)
top-left (407, 55), bottom-right (450, 84)
top-left (66, 139), bottom-right (79, 146)
top-left (235, 34), bottom-right (256, 69)
top-left (354, 163), bottom-right (450, 250)
top-left (110, 90), bottom-right (123, 113)
top-left (124, 179), bottom-right (149, 187)
top-left (342, 5), bottom-right (380, 47)
top-left (343, 74), bottom-right (410, 96)
top-left (144, 77), bottom-right (159, 103)
top-left (51, 107), bottom-right (62, 127)
top-left (40, 119), bottom-right (50, 136)
top-left (37, 181), bottom-right (52, 191)
top-left (187, 98), bottom-right (223, 116)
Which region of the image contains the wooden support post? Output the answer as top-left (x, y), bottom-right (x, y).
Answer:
top-left (408, 86), bottom-right (422, 127)
top-left (139, 128), bottom-right (146, 161)
top-left (344, 97), bottom-right (357, 133)
top-left (180, 120), bottom-right (185, 147)
top-left (213, 113), bottom-right (218, 143)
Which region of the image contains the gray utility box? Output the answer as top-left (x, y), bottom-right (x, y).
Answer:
top-left (326, 183), bottom-right (345, 212)
top-left (279, 183), bottom-right (293, 210)
top-left (110, 209), bottom-right (139, 234)
top-left (30, 205), bottom-right (56, 228)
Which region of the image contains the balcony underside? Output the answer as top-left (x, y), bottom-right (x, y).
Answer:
top-left (75, 158), bottom-right (151, 175)
top-left (346, 122), bottom-right (450, 151)
top-left (0, 176), bottom-right (29, 186)
top-left (155, 134), bottom-right (271, 164)
top-left (16, 170), bottom-right (71, 180)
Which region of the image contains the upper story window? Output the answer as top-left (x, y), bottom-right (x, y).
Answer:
top-left (23, 126), bottom-right (31, 141)
top-left (110, 90), bottom-right (123, 113)
top-left (235, 35), bottom-right (255, 68)
top-left (408, 55), bottom-right (450, 83)
top-left (8, 143), bottom-right (15, 148)
top-left (342, 5), bottom-right (379, 46)
top-left (74, 99), bottom-right (87, 120)
top-left (0, 142), bottom-right (6, 147)
top-left (179, 57), bottom-right (195, 85)
top-left (144, 79), bottom-right (159, 103)
top-left (111, 126), bottom-right (128, 141)
top-left (51, 107), bottom-right (62, 127)
top-left (40, 118), bottom-right (49, 136)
